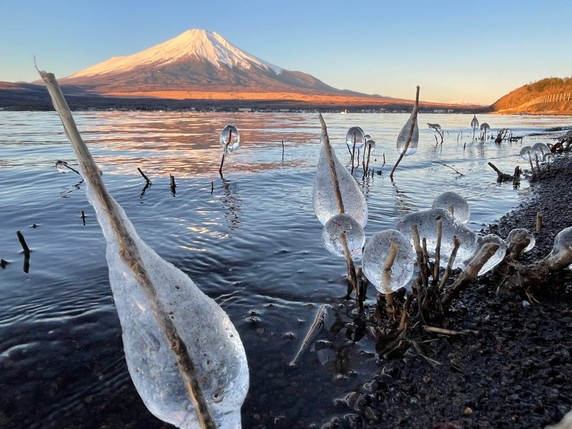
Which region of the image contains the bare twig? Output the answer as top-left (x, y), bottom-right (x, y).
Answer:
top-left (422, 325), bottom-right (479, 336)
top-left (137, 167), bottom-right (152, 186)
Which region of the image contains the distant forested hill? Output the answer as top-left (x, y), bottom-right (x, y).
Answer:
top-left (491, 77), bottom-right (572, 114)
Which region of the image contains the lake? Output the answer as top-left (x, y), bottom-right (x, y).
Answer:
top-left (0, 111), bottom-right (570, 428)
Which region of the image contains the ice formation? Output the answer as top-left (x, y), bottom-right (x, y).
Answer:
top-left (220, 124), bottom-right (240, 154)
top-left (40, 70), bottom-right (249, 429)
top-left (544, 153), bottom-right (555, 164)
top-left (545, 227), bottom-right (572, 270)
top-left (396, 208), bottom-right (479, 269)
top-left (346, 126), bottom-right (365, 150)
top-left (520, 146), bottom-right (533, 162)
top-left (505, 228), bottom-right (535, 253)
top-left (365, 138), bottom-right (376, 152)
top-left (313, 133), bottom-right (368, 227)
top-left (321, 213), bottom-right (365, 259)
top-left (475, 234), bottom-right (507, 276)
top-left (396, 112), bottom-right (419, 156)
top-left (362, 230), bottom-right (416, 294)
top-left (531, 142), bottom-right (550, 158)
top-left (431, 191), bottom-right (470, 223)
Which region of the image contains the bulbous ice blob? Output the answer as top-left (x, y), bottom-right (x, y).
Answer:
top-left (471, 115), bottom-right (479, 129)
top-left (520, 146), bottom-right (533, 162)
top-left (431, 191), bottom-right (470, 223)
top-left (313, 136), bottom-right (368, 227)
top-left (322, 213), bottom-right (365, 259)
top-left (396, 208), bottom-right (479, 269)
top-left (346, 127), bottom-right (365, 150)
top-left (220, 124), bottom-right (240, 154)
top-left (531, 142), bottom-right (550, 157)
top-left (475, 234), bottom-right (507, 276)
top-left (396, 113), bottom-right (419, 156)
top-left (366, 138), bottom-right (376, 152)
top-left (480, 123), bottom-right (490, 132)
top-left (543, 153), bottom-right (555, 164)
top-left (505, 228), bottom-right (535, 253)
top-left (362, 229), bottom-right (416, 294)
top-left (545, 227), bottom-right (572, 271)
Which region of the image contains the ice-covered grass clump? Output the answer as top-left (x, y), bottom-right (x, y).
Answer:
top-left (396, 208), bottom-right (479, 269)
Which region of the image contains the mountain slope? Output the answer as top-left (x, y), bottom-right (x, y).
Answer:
top-left (58, 29), bottom-right (374, 101)
top-left (491, 77), bottom-right (572, 114)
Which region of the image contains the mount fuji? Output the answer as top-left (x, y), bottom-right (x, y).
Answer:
top-left (57, 29), bottom-right (391, 103)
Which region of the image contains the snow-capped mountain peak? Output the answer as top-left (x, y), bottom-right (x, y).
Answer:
top-left (69, 29), bottom-right (282, 78)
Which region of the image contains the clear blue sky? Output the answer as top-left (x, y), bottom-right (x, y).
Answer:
top-left (1, 0), bottom-right (570, 104)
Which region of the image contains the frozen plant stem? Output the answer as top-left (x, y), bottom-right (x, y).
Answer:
top-left (441, 243), bottom-right (500, 308)
top-left (318, 114), bottom-right (358, 296)
top-left (390, 86), bottom-right (420, 180)
top-left (38, 70), bottom-right (218, 429)
top-left (438, 236), bottom-right (461, 292)
top-left (382, 242), bottom-right (399, 321)
top-left (433, 219), bottom-right (443, 284)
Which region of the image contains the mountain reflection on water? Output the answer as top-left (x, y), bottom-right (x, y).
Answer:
top-left (0, 111), bottom-right (571, 428)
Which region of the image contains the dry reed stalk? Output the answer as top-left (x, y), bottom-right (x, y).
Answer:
top-left (38, 70), bottom-right (218, 429)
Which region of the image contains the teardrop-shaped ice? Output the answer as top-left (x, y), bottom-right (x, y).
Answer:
top-left (362, 229), bottom-right (416, 294)
top-left (220, 124), bottom-right (240, 154)
top-left (87, 184), bottom-right (249, 429)
top-left (520, 146), bottom-right (533, 162)
top-left (396, 113), bottom-right (419, 156)
top-left (505, 228), bottom-right (535, 253)
top-left (321, 213), bottom-right (365, 259)
top-left (39, 70), bottom-right (249, 429)
top-left (366, 138), bottom-right (376, 152)
top-left (471, 115), bottom-right (479, 129)
top-left (346, 127), bottom-right (365, 150)
top-left (545, 227), bottom-right (572, 270)
top-left (313, 135), bottom-right (368, 227)
top-left (475, 234), bottom-right (507, 276)
top-left (431, 191), bottom-right (470, 223)
top-left (396, 208), bottom-right (479, 269)
top-left (543, 153), bottom-right (555, 163)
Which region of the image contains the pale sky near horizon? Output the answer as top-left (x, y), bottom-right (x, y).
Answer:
top-left (1, 0), bottom-right (570, 105)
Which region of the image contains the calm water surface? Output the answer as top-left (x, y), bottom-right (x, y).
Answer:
top-left (0, 111), bottom-right (570, 428)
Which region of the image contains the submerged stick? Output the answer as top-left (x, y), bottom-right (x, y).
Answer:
top-left (438, 236), bottom-right (461, 292)
top-left (390, 86), bottom-right (420, 180)
top-left (137, 167), bottom-right (152, 186)
top-left (289, 304), bottom-right (333, 368)
top-left (38, 70), bottom-right (218, 429)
